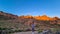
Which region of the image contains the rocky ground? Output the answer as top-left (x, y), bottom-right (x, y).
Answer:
top-left (13, 31), bottom-right (38, 34)
top-left (13, 30), bottom-right (60, 34)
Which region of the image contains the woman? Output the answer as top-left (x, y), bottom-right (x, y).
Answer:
top-left (32, 22), bottom-right (35, 34)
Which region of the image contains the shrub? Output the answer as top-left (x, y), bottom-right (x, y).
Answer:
top-left (38, 29), bottom-right (42, 33)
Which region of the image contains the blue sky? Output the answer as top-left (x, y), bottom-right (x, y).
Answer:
top-left (0, 0), bottom-right (60, 17)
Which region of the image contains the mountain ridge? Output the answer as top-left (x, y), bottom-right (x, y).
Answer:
top-left (0, 11), bottom-right (59, 21)
top-left (0, 11), bottom-right (18, 20)
top-left (0, 11), bottom-right (60, 30)
top-left (19, 15), bottom-right (60, 21)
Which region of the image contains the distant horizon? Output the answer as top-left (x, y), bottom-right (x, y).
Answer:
top-left (0, 11), bottom-right (60, 18)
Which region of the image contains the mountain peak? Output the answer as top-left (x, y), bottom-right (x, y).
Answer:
top-left (41, 15), bottom-right (48, 17)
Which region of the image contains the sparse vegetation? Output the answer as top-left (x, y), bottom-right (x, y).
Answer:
top-left (38, 29), bottom-right (42, 33)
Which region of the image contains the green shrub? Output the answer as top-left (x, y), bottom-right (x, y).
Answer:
top-left (14, 30), bottom-right (24, 32)
top-left (38, 29), bottom-right (42, 33)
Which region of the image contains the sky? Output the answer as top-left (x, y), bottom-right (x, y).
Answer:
top-left (0, 0), bottom-right (60, 17)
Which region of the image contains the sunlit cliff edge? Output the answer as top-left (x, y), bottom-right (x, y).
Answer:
top-left (19, 15), bottom-right (60, 21)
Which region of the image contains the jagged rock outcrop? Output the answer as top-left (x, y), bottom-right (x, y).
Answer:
top-left (34, 15), bottom-right (51, 21)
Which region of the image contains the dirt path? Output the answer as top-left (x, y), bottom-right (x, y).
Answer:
top-left (13, 31), bottom-right (38, 34)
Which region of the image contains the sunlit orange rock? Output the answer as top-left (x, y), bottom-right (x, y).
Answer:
top-left (19, 15), bottom-right (59, 21)
top-left (34, 15), bottom-right (51, 21)
top-left (19, 15), bottom-right (33, 19)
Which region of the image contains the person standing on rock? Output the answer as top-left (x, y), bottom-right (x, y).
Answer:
top-left (32, 22), bottom-right (35, 34)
